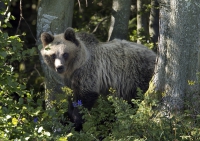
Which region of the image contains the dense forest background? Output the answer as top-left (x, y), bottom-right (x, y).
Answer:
top-left (1, 0), bottom-right (200, 140)
top-left (8, 0), bottom-right (158, 44)
top-left (6, 0), bottom-right (157, 93)
top-left (2, 0), bottom-right (158, 103)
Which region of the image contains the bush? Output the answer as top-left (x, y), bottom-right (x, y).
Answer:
top-left (68, 96), bottom-right (200, 141)
top-left (0, 4), bottom-right (72, 140)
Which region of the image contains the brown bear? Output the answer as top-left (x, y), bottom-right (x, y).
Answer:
top-left (40, 27), bottom-right (156, 130)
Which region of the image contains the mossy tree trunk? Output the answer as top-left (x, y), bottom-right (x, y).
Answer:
top-left (146, 0), bottom-right (200, 114)
top-left (107, 0), bottom-right (131, 41)
top-left (36, 0), bottom-right (74, 109)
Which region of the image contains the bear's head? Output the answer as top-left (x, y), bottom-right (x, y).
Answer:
top-left (40, 27), bottom-right (88, 77)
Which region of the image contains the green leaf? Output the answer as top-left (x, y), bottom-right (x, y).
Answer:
top-left (6, 115), bottom-right (11, 119)
top-left (38, 44), bottom-right (43, 50)
top-left (0, 51), bottom-right (7, 58)
top-left (44, 131), bottom-right (51, 137)
top-left (19, 98), bottom-right (24, 105)
top-left (58, 137), bottom-right (67, 141)
top-left (38, 126), bottom-right (43, 133)
top-left (12, 118), bottom-right (18, 125)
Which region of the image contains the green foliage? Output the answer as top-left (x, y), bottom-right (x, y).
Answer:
top-left (68, 94), bottom-right (200, 141)
top-left (1, 26), bottom-right (200, 140)
top-left (129, 28), bottom-right (155, 50)
top-left (0, 4), bottom-right (72, 140)
top-left (73, 0), bottom-right (112, 41)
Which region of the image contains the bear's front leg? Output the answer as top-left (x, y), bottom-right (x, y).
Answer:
top-left (69, 90), bottom-right (99, 131)
top-left (71, 73), bottom-right (99, 131)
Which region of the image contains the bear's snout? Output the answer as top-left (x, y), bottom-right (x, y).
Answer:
top-left (56, 66), bottom-right (64, 74)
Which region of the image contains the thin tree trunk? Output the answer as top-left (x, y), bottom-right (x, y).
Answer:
top-left (0, 1), bottom-right (6, 31)
top-left (36, 0), bottom-right (74, 109)
top-left (149, 0), bottom-right (159, 48)
top-left (137, 0), bottom-right (149, 44)
top-left (147, 0), bottom-right (200, 114)
top-left (107, 0), bottom-right (131, 41)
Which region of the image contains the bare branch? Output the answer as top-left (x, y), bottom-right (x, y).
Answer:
top-left (34, 64), bottom-right (41, 76)
top-left (92, 17), bottom-right (109, 33)
top-left (15, 0), bottom-right (37, 42)
top-left (86, 0), bottom-right (88, 7)
top-left (15, 0), bottom-right (22, 35)
top-left (77, 0), bottom-right (88, 11)
top-left (77, 0), bottom-right (82, 12)
top-left (3, 0), bottom-right (12, 16)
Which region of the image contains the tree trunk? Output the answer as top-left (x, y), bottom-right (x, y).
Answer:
top-left (36, 0), bottom-right (74, 109)
top-left (36, 0), bottom-right (74, 38)
top-left (146, 0), bottom-right (200, 114)
top-left (107, 0), bottom-right (131, 41)
top-left (0, 1), bottom-right (6, 31)
top-left (149, 0), bottom-right (159, 48)
top-left (137, 0), bottom-right (150, 44)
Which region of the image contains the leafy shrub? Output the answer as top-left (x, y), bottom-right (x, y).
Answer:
top-left (67, 90), bottom-right (200, 141)
top-left (1, 27), bottom-right (200, 140)
top-left (0, 4), bottom-right (72, 140)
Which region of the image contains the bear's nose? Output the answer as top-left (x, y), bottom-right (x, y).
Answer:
top-left (56, 66), bottom-right (64, 73)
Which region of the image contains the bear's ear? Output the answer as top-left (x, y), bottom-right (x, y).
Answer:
top-left (41, 32), bottom-right (54, 47)
top-left (64, 27), bottom-right (79, 46)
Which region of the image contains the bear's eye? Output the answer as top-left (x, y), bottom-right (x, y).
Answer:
top-left (63, 53), bottom-right (69, 59)
top-left (50, 54), bottom-right (56, 60)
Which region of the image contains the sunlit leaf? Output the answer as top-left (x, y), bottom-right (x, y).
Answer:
top-left (38, 126), bottom-right (43, 133)
top-left (12, 118), bottom-right (18, 125)
top-left (44, 131), bottom-right (51, 136)
top-left (58, 137), bottom-right (67, 141)
top-left (6, 115), bottom-right (11, 119)
top-left (22, 118), bottom-right (28, 123)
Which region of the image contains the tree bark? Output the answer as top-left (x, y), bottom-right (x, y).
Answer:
top-left (36, 0), bottom-right (74, 38)
top-left (137, 0), bottom-right (150, 44)
top-left (146, 0), bottom-right (200, 114)
top-left (0, 1), bottom-right (7, 31)
top-left (107, 0), bottom-right (131, 41)
top-left (36, 0), bottom-right (74, 109)
top-left (149, 0), bottom-right (159, 48)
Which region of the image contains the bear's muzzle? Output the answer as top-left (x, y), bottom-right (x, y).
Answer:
top-left (56, 66), bottom-right (64, 74)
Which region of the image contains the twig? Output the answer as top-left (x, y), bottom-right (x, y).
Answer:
top-left (77, 0), bottom-right (82, 12)
top-left (15, 0), bottom-right (22, 35)
top-left (23, 17), bottom-right (37, 42)
top-left (86, 0), bottom-right (88, 7)
top-left (78, 0), bottom-right (88, 11)
top-left (3, 0), bottom-right (12, 16)
top-left (92, 17), bottom-right (109, 33)
top-left (34, 64), bottom-right (41, 76)
top-left (15, 0), bottom-right (37, 42)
